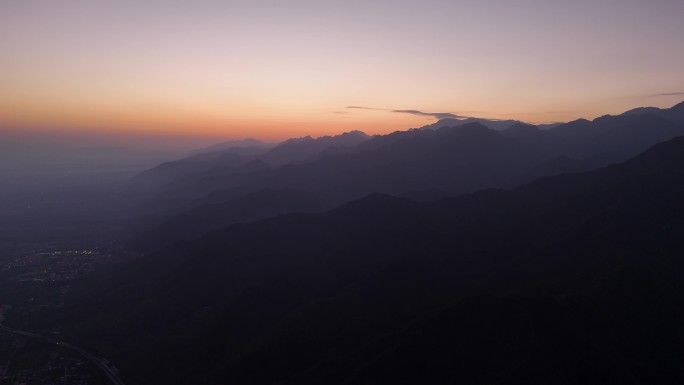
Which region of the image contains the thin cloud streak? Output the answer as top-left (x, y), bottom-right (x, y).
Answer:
top-left (652, 92), bottom-right (684, 96)
top-left (345, 106), bottom-right (466, 120)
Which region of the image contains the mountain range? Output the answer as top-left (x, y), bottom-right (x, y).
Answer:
top-left (35, 131), bottom-right (684, 384)
top-left (13, 101), bottom-right (684, 384)
top-left (130, 102), bottom-right (684, 250)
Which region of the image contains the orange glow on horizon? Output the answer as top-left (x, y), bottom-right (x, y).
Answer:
top-left (2, 1), bottom-right (683, 145)
top-left (3, 95), bottom-right (684, 144)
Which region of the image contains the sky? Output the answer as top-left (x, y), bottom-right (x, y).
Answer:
top-left (1, 0), bottom-right (683, 146)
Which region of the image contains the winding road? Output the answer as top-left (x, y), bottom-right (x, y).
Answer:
top-left (0, 323), bottom-right (125, 385)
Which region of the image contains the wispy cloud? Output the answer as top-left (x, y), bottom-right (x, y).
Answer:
top-left (345, 106), bottom-right (466, 120)
top-left (391, 110), bottom-right (466, 119)
top-left (652, 92), bottom-right (684, 96)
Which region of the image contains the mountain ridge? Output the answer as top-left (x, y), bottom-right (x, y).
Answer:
top-left (128, 102), bottom-right (684, 250)
top-left (43, 134), bottom-right (684, 384)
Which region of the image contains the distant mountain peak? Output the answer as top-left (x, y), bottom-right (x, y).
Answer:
top-left (620, 107), bottom-right (662, 116)
top-left (671, 100), bottom-right (684, 111)
top-left (342, 130), bottom-right (370, 137)
top-left (432, 122), bottom-right (500, 142)
top-left (420, 117), bottom-right (523, 132)
top-left (282, 131), bottom-right (368, 145)
top-left (281, 135), bottom-right (314, 144)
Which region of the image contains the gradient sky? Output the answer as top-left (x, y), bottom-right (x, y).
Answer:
top-left (1, 0), bottom-right (683, 144)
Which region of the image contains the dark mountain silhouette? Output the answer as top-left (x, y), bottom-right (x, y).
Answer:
top-left (501, 121), bottom-right (540, 137)
top-left (134, 151), bottom-right (257, 188)
top-left (257, 130), bottom-right (371, 166)
top-left (620, 100), bottom-right (684, 124)
top-left (138, 102), bottom-right (684, 197)
top-left (504, 112), bottom-right (683, 162)
top-left (537, 122), bottom-right (563, 130)
top-left (133, 188), bottom-right (330, 250)
top-left (505, 154), bottom-right (612, 187)
top-left (264, 123), bottom-right (548, 198)
top-left (44, 135), bottom-right (684, 385)
top-left (420, 117), bottom-right (524, 131)
top-left (127, 102), bottom-right (684, 253)
top-left (621, 106), bottom-right (663, 116)
top-left (137, 139), bottom-right (272, 187)
top-left (136, 131), bottom-right (370, 189)
top-left (223, 123), bottom-right (545, 200)
top-left (127, 122), bottom-right (548, 232)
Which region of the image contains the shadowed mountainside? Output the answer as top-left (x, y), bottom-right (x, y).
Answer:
top-left (44, 135), bottom-right (684, 385)
top-left (136, 130), bottom-right (371, 187)
top-left (134, 188), bottom-right (330, 251)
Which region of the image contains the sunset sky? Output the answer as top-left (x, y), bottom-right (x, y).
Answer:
top-left (1, 0), bottom-right (683, 145)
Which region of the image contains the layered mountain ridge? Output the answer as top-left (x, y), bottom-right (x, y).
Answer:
top-left (39, 131), bottom-right (684, 384)
top-left (129, 102), bottom-right (684, 250)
